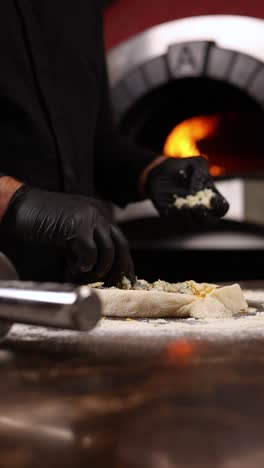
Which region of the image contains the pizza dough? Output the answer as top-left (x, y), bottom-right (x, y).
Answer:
top-left (90, 279), bottom-right (248, 319)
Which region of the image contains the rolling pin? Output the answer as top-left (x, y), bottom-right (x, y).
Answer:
top-left (0, 253), bottom-right (101, 340)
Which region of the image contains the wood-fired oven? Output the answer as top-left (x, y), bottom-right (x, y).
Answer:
top-left (106, 15), bottom-right (264, 283)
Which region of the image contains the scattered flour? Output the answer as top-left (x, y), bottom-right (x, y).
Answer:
top-left (5, 290), bottom-right (264, 360)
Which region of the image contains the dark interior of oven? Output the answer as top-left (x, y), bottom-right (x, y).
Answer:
top-left (112, 67), bottom-right (264, 283)
top-left (120, 78), bottom-right (264, 177)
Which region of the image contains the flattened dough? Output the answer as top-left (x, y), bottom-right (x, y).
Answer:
top-left (93, 283), bottom-right (248, 319)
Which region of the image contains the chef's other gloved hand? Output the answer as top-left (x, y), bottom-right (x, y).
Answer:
top-left (1, 185), bottom-right (134, 285)
top-left (144, 156), bottom-right (229, 220)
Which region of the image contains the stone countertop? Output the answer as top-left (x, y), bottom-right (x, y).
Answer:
top-left (1, 339), bottom-right (264, 468)
top-left (1, 281), bottom-right (264, 467)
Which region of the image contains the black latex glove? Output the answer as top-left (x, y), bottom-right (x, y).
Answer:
top-left (1, 186), bottom-right (134, 285)
top-left (145, 156), bottom-right (229, 222)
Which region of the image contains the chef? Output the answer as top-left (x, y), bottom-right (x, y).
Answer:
top-left (0, 0), bottom-right (229, 285)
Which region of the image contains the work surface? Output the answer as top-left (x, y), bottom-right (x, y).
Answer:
top-left (1, 282), bottom-right (264, 467)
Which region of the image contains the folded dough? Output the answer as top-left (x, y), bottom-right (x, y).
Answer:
top-left (90, 279), bottom-right (248, 319)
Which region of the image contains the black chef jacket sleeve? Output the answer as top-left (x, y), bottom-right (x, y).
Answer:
top-left (94, 27), bottom-right (157, 207)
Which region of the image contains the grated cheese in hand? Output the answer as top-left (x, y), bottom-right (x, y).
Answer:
top-left (174, 188), bottom-right (215, 210)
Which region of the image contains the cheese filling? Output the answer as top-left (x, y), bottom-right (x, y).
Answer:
top-left (116, 277), bottom-right (217, 297)
top-left (174, 188), bottom-right (215, 210)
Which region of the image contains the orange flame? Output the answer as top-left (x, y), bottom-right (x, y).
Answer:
top-left (163, 115), bottom-right (224, 176)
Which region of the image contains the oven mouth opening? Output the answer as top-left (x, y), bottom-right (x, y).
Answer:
top-left (120, 77), bottom-right (264, 180)
top-left (108, 18), bottom-right (264, 281)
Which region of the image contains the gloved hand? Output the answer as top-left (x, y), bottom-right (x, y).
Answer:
top-left (145, 156), bottom-right (229, 221)
top-left (1, 185), bottom-right (134, 285)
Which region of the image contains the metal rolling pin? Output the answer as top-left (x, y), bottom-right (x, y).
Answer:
top-left (0, 281), bottom-right (102, 339)
top-left (0, 253), bottom-right (101, 340)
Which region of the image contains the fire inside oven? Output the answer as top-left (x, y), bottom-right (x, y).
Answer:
top-left (108, 17), bottom-right (264, 283)
top-left (165, 112), bottom-right (264, 177)
top-left (120, 78), bottom-right (264, 179)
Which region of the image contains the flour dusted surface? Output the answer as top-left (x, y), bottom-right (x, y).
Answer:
top-left (6, 289), bottom-right (264, 361)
